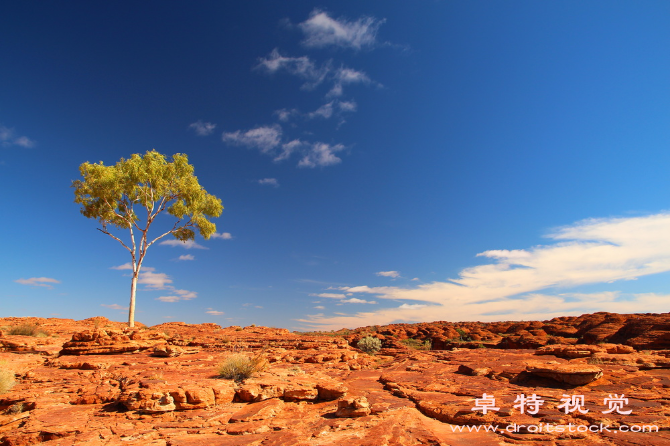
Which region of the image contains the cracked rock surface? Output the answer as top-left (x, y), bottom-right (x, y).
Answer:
top-left (1, 314), bottom-right (670, 445)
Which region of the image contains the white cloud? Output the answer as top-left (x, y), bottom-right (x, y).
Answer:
top-left (211, 232), bottom-right (232, 240)
top-left (376, 271), bottom-right (400, 278)
top-left (155, 289), bottom-right (197, 302)
top-left (298, 142), bottom-right (345, 168)
top-left (274, 108), bottom-right (300, 122)
top-left (189, 120), bottom-right (216, 136)
top-left (14, 277), bottom-right (60, 289)
top-left (156, 296), bottom-right (180, 303)
top-left (138, 271), bottom-right (173, 289)
top-left (159, 239), bottom-right (207, 249)
top-left (276, 139), bottom-right (305, 162)
top-left (338, 100), bottom-right (357, 113)
top-left (255, 49), bottom-right (329, 89)
top-left (173, 289), bottom-right (197, 300)
top-left (258, 178), bottom-right (279, 187)
top-left (222, 124), bottom-right (282, 153)
top-left (101, 303), bottom-right (128, 310)
top-left (310, 293), bottom-right (347, 299)
top-left (314, 306), bottom-right (325, 310)
top-left (206, 310), bottom-right (224, 315)
top-left (13, 136), bottom-right (36, 148)
top-left (111, 263), bottom-right (134, 270)
top-left (307, 102), bottom-right (334, 119)
top-left (398, 304), bottom-right (426, 310)
top-left (342, 298), bottom-right (377, 304)
top-left (299, 213), bottom-right (670, 330)
top-left (1, 126), bottom-right (36, 148)
top-left (298, 9), bottom-right (385, 50)
top-left (177, 254), bottom-right (195, 261)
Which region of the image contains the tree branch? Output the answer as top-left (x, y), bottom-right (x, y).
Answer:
top-left (145, 217), bottom-right (186, 249)
top-left (97, 227), bottom-right (134, 258)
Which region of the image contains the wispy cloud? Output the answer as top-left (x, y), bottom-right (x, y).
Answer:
top-left (222, 124), bottom-right (283, 153)
top-left (101, 303), bottom-right (128, 310)
top-left (110, 263), bottom-right (134, 270)
top-left (211, 232), bottom-right (232, 240)
top-left (14, 277), bottom-right (60, 289)
top-left (156, 288), bottom-right (198, 303)
top-left (310, 293), bottom-right (348, 299)
top-left (189, 120), bottom-right (216, 136)
top-left (298, 213), bottom-right (670, 330)
top-left (258, 178), bottom-right (279, 187)
top-left (298, 9), bottom-right (385, 50)
top-left (177, 254), bottom-right (195, 261)
top-left (159, 239), bottom-right (207, 249)
top-left (206, 309), bottom-right (224, 315)
top-left (138, 271), bottom-right (173, 289)
top-left (342, 298), bottom-right (377, 304)
top-left (376, 271), bottom-right (400, 279)
top-left (306, 101), bottom-right (335, 119)
top-left (297, 142), bottom-right (345, 168)
top-left (256, 49), bottom-right (329, 90)
top-left (274, 108), bottom-right (300, 122)
top-left (1, 126), bottom-right (36, 148)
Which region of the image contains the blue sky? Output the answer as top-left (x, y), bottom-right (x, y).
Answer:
top-left (2, 2), bottom-right (670, 330)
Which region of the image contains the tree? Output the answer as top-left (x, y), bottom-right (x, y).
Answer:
top-left (72, 150), bottom-right (223, 327)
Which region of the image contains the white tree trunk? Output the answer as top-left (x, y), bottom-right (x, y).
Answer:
top-left (129, 273), bottom-right (138, 328)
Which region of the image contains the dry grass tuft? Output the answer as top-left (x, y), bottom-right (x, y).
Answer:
top-left (8, 324), bottom-right (49, 337)
top-left (217, 352), bottom-right (268, 382)
top-left (0, 363), bottom-right (16, 394)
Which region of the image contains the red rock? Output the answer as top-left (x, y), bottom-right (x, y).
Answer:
top-left (335, 396), bottom-right (371, 418)
top-left (526, 362), bottom-right (604, 385)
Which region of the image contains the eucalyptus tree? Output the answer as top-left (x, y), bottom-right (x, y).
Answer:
top-left (72, 150), bottom-right (223, 327)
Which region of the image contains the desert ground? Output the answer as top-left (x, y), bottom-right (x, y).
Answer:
top-left (1, 312), bottom-right (669, 445)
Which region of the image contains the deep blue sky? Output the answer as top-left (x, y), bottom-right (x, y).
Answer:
top-left (2, 1), bottom-right (670, 330)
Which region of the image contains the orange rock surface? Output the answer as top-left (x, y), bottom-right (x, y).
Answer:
top-left (0, 312), bottom-right (669, 445)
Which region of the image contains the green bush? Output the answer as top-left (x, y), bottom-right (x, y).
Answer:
top-left (455, 328), bottom-right (472, 342)
top-left (401, 338), bottom-right (432, 350)
top-left (0, 365), bottom-right (15, 394)
top-left (217, 353), bottom-right (268, 382)
top-left (357, 336), bottom-right (382, 355)
top-left (8, 324), bottom-right (49, 337)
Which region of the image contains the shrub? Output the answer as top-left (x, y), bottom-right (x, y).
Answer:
top-left (455, 328), bottom-right (472, 342)
top-left (8, 324), bottom-right (49, 337)
top-left (0, 366), bottom-right (15, 394)
top-left (401, 338), bottom-right (432, 350)
top-left (357, 336), bottom-right (382, 355)
top-left (217, 353), bottom-right (268, 382)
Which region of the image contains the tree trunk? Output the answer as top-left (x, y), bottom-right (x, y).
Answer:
top-left (129, 273), bottom-right (138, 328)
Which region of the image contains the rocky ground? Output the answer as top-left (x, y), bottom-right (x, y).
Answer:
top-left (0, 312), bottom-right (669, 445)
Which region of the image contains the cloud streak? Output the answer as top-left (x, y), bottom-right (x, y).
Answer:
top-left (298, 9), bottom-right (385, 50)
top-left (189, 121), bottom-right (216, 136)
top-left (1, 126), bottom-right (36, 148)
top-left (14, 277), bottom-right (60, 288)
top-left (298, 213), bottom-right (670, 330)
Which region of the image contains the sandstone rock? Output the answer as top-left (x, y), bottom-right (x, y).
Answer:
top-left (526, 363), bottom-right (603, 385)
top-left (60, 329), bottom-right (168, 355)
top-left (152, 344), bottom-right (184, 357)
top-left (229, 398), bottom-right (285, 422)
top-left (120, 389), bottom-right (177, 413)
top-left (316, 382), bottom-right (348, 400)
top-left (335, 396), bottom-right (371, 418)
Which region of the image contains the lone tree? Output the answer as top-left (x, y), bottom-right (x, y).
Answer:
top-left (72, 150), bottom-right (223, 327)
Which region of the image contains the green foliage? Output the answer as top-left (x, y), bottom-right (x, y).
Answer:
top-left (217, 353), bottom-right (268, 382)
top-left (73, 150), bottom-right (223, 240)
top-left (357, 336), bottom-right (382, 355)
top-left (0, 364), bottom-right (15, 394)
top-left (455, 328), bottom-right (473, 342)
top-left (72, 150), bottom-right (223, 327)
top-left (401, 338), bottom-right (432, 350)
top-left (8, 324), bottom-right (49, 337)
